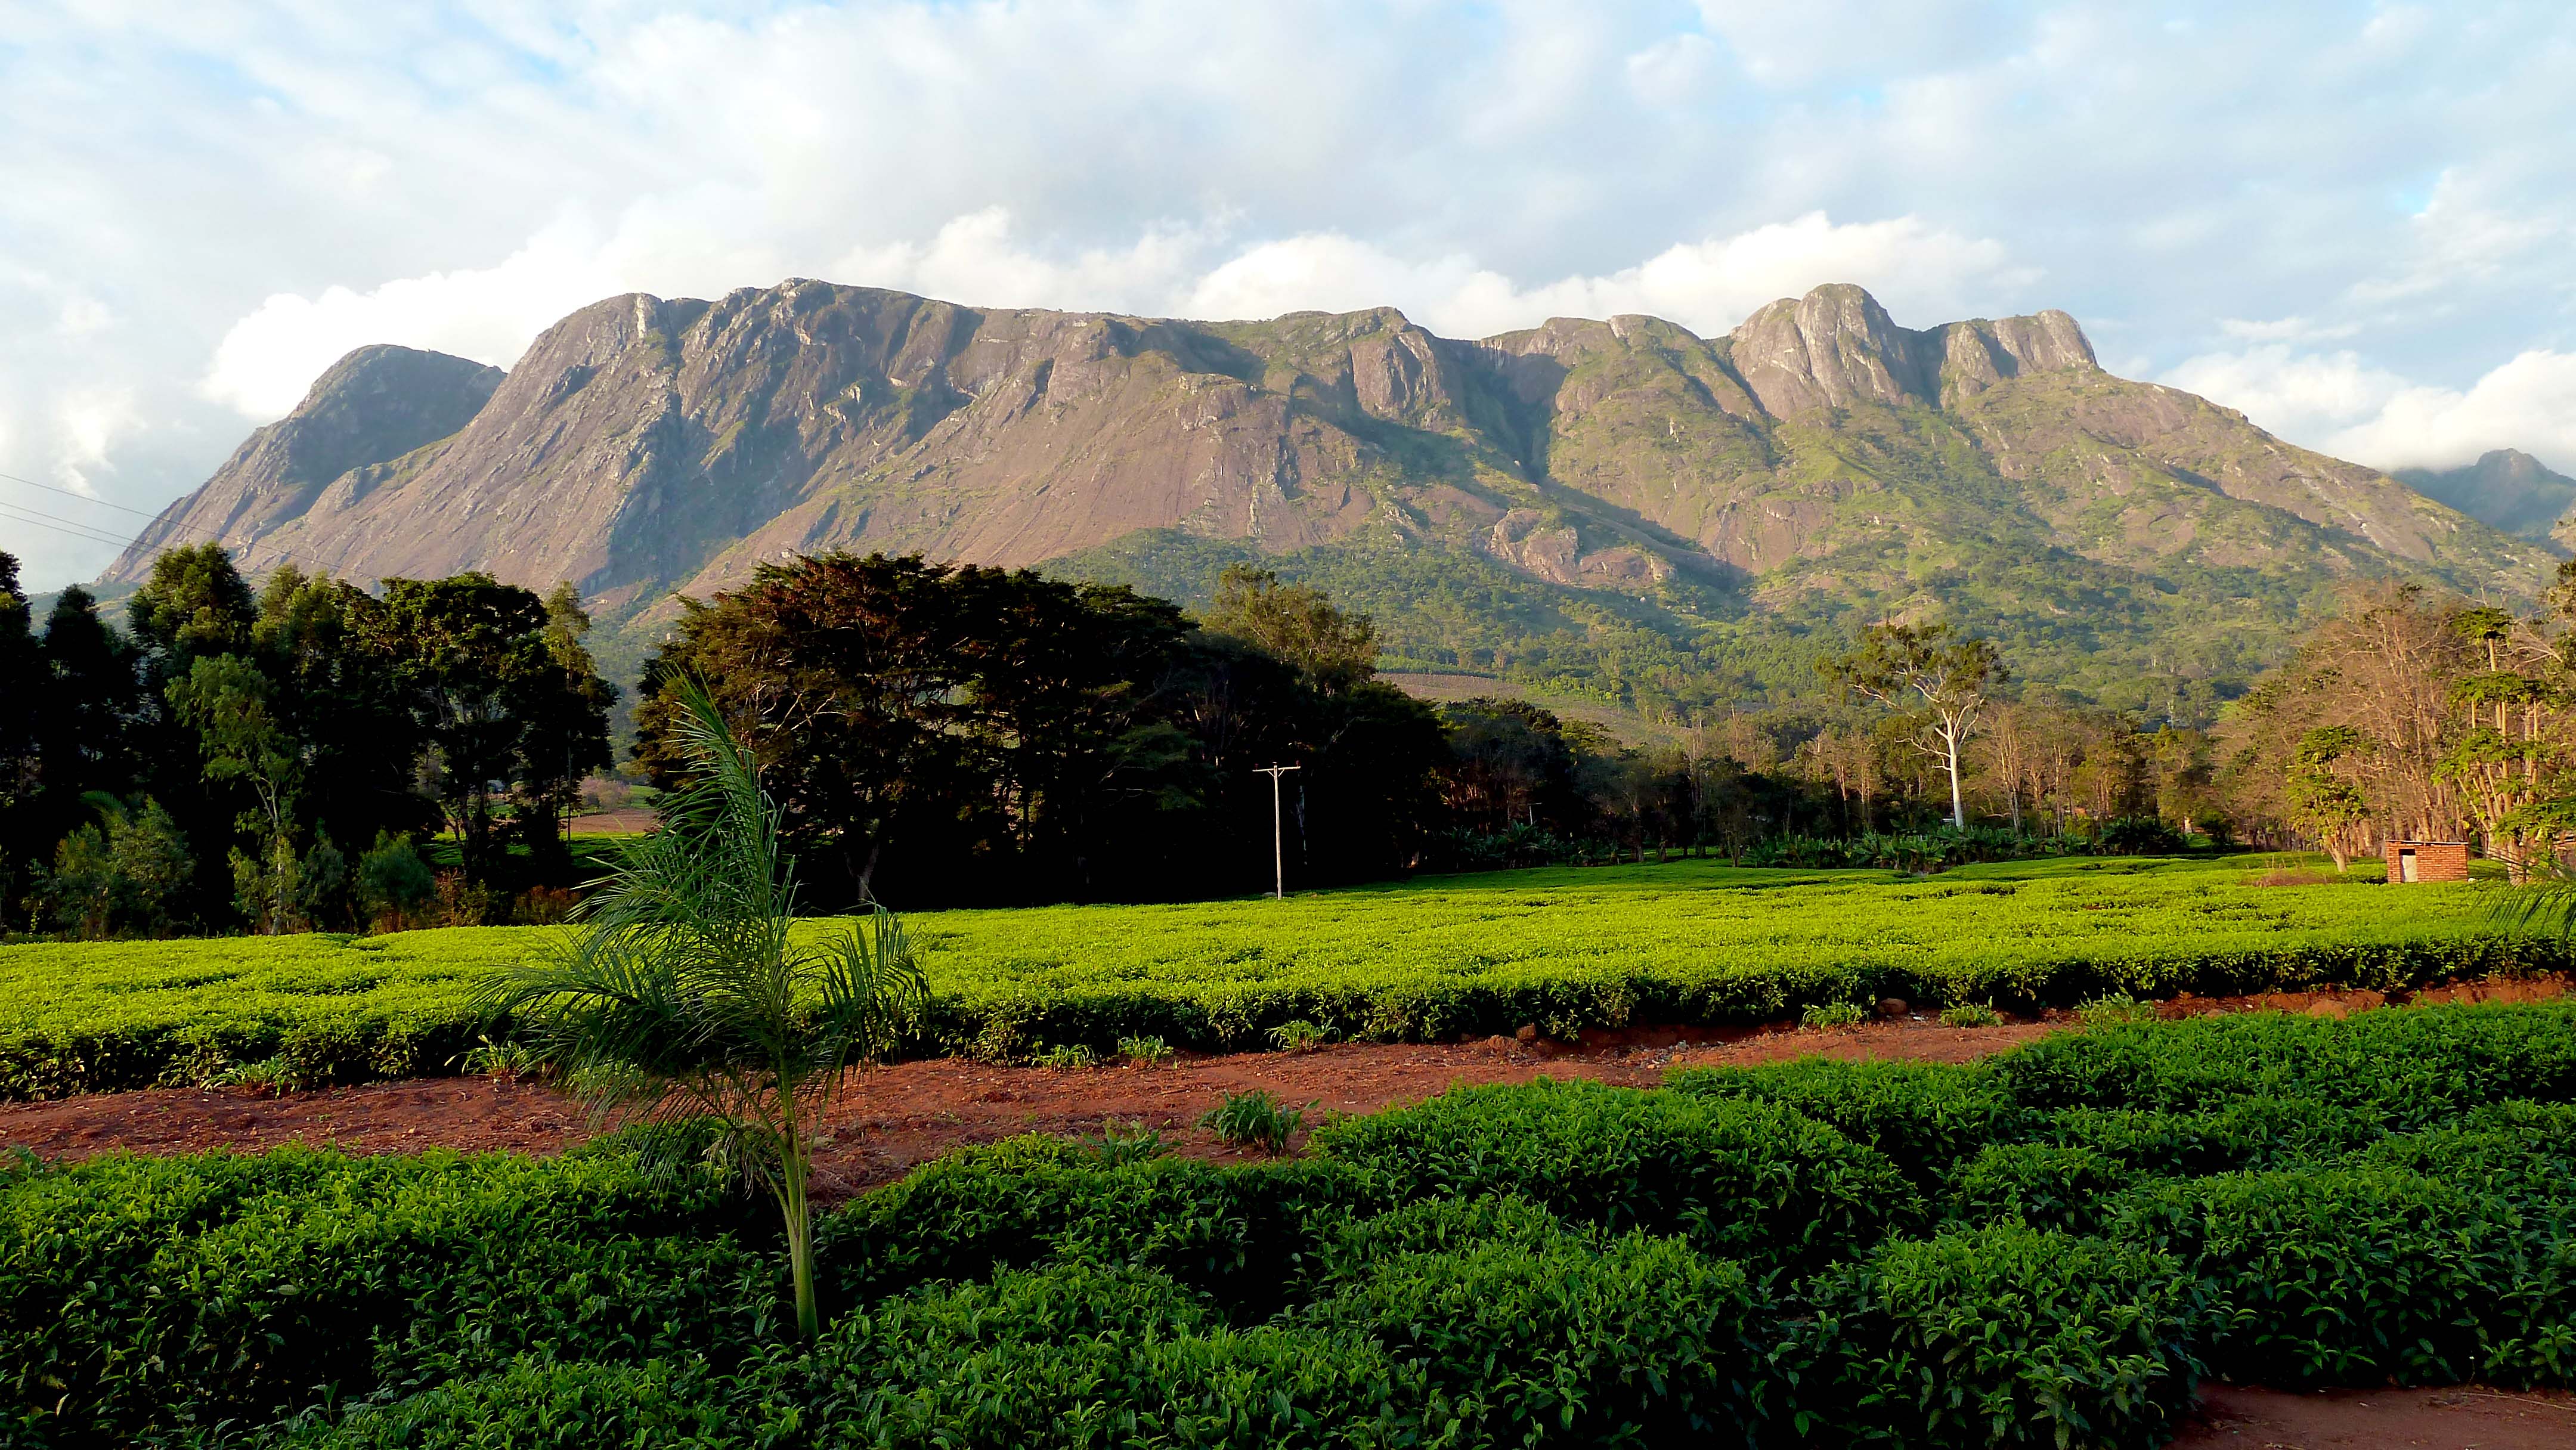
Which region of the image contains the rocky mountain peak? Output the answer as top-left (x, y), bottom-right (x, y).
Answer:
top-left (1721, 284), bottom-right (2097, 419)
top-left (104, 345), bottom-right (501, 583)
top-left (2394, 447), bottom-right (2576, 545)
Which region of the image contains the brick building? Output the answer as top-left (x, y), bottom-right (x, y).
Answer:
top-left (2385, 840), bottom-right (2469, 883)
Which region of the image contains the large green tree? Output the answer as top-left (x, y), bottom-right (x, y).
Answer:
top-left (1823, 622), bottom-right (2006, 832)
top-left (370, 574), bottom-right (614, 879)
top-left (640, 552), bottom-right (1446, 906)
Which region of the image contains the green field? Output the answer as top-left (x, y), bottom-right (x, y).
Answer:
top-left (2, 854), bottom-right (2560, 1098)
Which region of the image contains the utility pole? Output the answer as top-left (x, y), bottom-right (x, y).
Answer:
top-left (1256, 764), bottom-right (1301, 900)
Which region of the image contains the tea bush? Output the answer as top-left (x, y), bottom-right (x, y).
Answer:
top-left (7, 855), bottom-right (2563, 1099)
top-left (11, 1001), bottom-right (2576, 1448)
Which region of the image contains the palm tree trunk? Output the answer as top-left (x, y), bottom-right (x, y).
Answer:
top-left (779, 1135), bottom-right (818, 1340)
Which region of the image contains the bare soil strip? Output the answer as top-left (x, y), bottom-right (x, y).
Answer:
top-left (2172, 1382), bottom-right (2576, 1448)
top-left (7, 975), bottom-right (2562, 1195)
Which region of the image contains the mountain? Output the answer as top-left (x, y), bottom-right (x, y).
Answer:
top-left (114, 346), bottom-right (504, 569)
top-left (108, 281), bottom-right (2550, 720)
top-left (2392, 448), bottom-right (2576, 549)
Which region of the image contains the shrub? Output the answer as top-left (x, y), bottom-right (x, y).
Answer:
top-left (1315, 1079), bottom-right (1916, 1270)
top-left (1268, 1019), bottom-right (1331, 1053)
top-left (1310, 1209), bottom-right (1763, 1443)
top-left (1802, 1000), bottom-right (1869, 1028)
top-left (1671, 1058), bottom-right (2025, 1187)
top-left (1116, 1034), bottom-right (1174, 1067)
top-left (817, 1141), bottom-right (1364, 1313)
top-left (1990, 1006), bottom-right (2576, 1126)
top-left (1790, 1225), bottom-right (2210, 1449)
top-left (1949, 1144), bottom-right (2134, 1234)
top-left (2109, 1166), bottom-right (2553, 1387)
top-left (2076, 993), bottom-right (2158, 1026)
top-left (1940, 1003), bottom-right (2004, 1027)
top-left (1200, 1090), bottom-right (1307, 1152)
top-left (805, 1261), bottom-right (1416, 1448)
top-left (1089, 1120), bottom-right (1171, 1166)
top-left (512, 885), bottom-right (580, 925)
top-left (2049, 1098), bottom-right (2383, 1178)
top-left (357, 832), bottom-right (436, 931)
top-left (0, 1147), bottom-right (773, 1445)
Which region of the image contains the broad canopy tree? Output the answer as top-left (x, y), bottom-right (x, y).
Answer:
top-left (1, 544), bottom-right (615, 934)
top-left (636, 552), bottom-right (1445, 908)
top-left (1822, 621), bottom-right (2006, 833)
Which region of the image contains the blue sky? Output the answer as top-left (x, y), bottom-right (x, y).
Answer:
top-left (5, 1), bottom-right (2574, 588)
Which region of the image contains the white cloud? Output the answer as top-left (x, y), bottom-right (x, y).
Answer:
top-left (2162, 346), bottom-right (2410, 440)
top-left (201, 207), bottom-right (789, 417)
top-left (1189, 213), bottom-right (2030, 340)
top-left (1626, 33), bottom-right (1720, 106)
top-left (2165, 345), bottom-right (2576, 476)
top-left (2325, 350), bottom-right (2576, 472)
top-left (2217, 316), bottom-right (2361, 344)
top-left (1693, 0), bottom-right (2023, 86)
top-left (53, 387), bottom-right (140, 492)
top-left (200, 208), bottom-right (2033, 423)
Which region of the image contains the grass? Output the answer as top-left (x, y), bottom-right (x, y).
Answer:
top-left (1, 853), bottom-right (2556, 1098)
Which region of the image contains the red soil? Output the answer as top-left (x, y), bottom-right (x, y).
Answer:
top-left (7, 975), bottom-right (2563, 1195)
top-left (2173, 1382), bottom-right (2576, 1448)
top-left (0, 1015), bottom-right (2051, 1195)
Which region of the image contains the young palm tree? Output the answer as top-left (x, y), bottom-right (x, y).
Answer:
top-left (482, 679), bottom-right (927, 1340)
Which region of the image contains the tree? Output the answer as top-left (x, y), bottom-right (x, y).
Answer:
top-left (250, 568), bottom-right (432, 854)
top-left (1202, 566), bottom-right (1379, 692)
top-left (373, 574), bottom-right (614, 881)
top-left (128, 543), bottom-right (258, 667)
top-left (0, 553), bottom-right (39, 908)
top-left (168, 655), bottom-right (304, 931)
top-left (1822, 622), bottom-right (2005, 831)
top-left (2287, 726), bottom-right (2372, 872)
top-left (41, 797), bottom-right (192, 938)
top-left (485, 681), bottom-right (928, 1341)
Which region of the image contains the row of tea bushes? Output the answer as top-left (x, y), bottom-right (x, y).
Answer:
top-left (5, 856), bottom-right (2562, 1098)
top-left (7, 1003), bottom-right (2574, 1447)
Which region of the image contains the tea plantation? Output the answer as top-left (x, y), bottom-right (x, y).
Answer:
top-left (4, 855), bottom-right (2559, 1099)
top-left (7, 1002), bottom-right (2574, 1447)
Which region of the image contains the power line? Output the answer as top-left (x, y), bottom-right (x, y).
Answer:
top-left (0, 467), bottom-right (338, 575)
top-left (0, 506), bottom-right (131, 551)
top-left (0, 499), bottom-right (140, 547)
top-left (0, 470), bottom-right (163, 518)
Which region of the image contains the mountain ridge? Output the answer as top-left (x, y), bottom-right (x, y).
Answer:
top-left (106, 280), bottom-right (2552, 716)
top-left (2394, 448), bottom-right (2576, 549)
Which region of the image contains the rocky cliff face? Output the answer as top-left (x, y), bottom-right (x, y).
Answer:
top-left (110, 280), bottom-right (2549, 664)
top-left (2395, 448), bottom-right (2576, 547)
top-left (111, 346), bottom-right (502, 577)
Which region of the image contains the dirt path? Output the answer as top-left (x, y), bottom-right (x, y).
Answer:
top-left (2, 1015), bottom-right (2053, 1192)
top-left (5, 975), bottom-right (2565, 1196)
top-left (2173, 1383), bottom-right (2576, 1448)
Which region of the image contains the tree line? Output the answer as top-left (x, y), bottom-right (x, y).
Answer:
top-left (2211, 570), bottom-right (2576, 876)
top-left (24, 537), bottom-right (2423, 941)
top-left (0, 546), bottom-right (612, 936)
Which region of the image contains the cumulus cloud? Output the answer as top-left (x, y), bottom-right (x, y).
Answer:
top-left (2163, 345), bottom-right (2576, 477)
top-left (2162, 346), bottom-right (2410, 442)
top-left (199, 208), bottom-right (2034, 422)
top-left (2326, 351), bottom-right (2576, 473)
